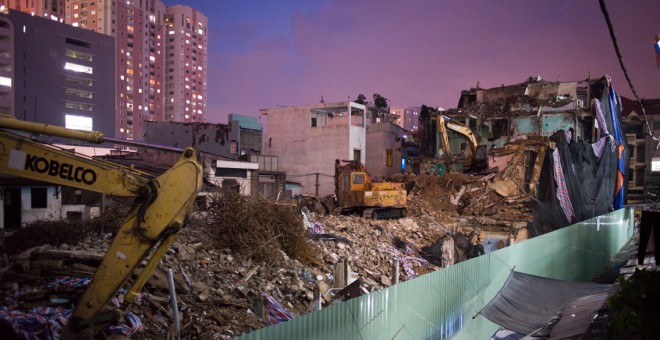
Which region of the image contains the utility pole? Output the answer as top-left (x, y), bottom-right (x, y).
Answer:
top-left (315, 173), bottom-right (320, 198)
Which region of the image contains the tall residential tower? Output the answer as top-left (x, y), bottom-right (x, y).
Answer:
top-left (3, 0), bottom-right (207, 140)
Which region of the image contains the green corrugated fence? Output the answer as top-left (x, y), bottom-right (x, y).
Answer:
top-left (239, 208), bottom-right (634, 340)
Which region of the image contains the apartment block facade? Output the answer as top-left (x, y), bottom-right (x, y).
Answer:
top-left (0, 0), bottom-right (65, 19)
top-left (3, 0), bottom-right (207, 140)
top-left (164, 5), bottom-right (207, 125)
top-left (0, 9), bottom-right (115, 137)
top-left (391, 106), bottom-right (420, 132)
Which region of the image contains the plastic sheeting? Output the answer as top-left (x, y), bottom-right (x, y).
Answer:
top-left (477, 271), bottom-right (612, 336)
top-left (531, 77), bottom-right (629, 236)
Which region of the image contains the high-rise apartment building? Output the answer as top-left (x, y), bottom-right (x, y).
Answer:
top-left (0, 9), bottom-right (115, 137)
top-left (163, 5), bottom-right (207, 124)
top-left (391, 107), bottom-right (421, 132)
top-left (4, 0), bottom-right (207, 140)
top-left (403, 107), bottom-right (420, 132)
top-left (0, 0), bottom-right (64, 20)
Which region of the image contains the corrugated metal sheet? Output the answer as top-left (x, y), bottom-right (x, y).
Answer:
top-left (550, 291), bottom-right (612, 338)
top-left (238, 208), bottom-right (633, 340)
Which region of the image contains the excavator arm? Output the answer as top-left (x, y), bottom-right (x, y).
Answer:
top-left (0, 117), bottom-right (204, 337)
top-left (436, 114), bottom-right (482, 169)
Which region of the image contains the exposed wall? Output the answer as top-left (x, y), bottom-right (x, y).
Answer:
top-left (262, 102), bottom-right (366, 196)
top-left (205, 158), bottom-right (258, 197)
top-left (20, 187), bottom-right (61, 222)
top-left (366, 122), bottom-right (404, 178)
top-left (143, 121), bottom-right (235, 157)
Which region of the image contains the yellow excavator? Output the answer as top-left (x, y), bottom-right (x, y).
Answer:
top-left (436, 113), bottom-right (488, 172)
top-left (0, 116), bottom-right (203, 338)
top-left (334, 159), bottom-right (407, 219)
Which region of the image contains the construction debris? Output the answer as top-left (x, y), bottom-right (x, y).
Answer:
top-left (0, 172), bottom-right (534, 338)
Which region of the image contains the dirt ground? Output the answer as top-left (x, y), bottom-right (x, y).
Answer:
top-left (0, 173), bottom-right (535, 339)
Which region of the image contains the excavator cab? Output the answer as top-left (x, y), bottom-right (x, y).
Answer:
top-left (334, 159), bottom-right (407, 219)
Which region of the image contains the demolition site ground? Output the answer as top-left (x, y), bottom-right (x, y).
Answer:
top-left (0, 172), bottom-right (594, 339)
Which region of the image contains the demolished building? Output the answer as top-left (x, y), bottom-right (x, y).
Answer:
top-left (417, 76), bottom-right (629, 234)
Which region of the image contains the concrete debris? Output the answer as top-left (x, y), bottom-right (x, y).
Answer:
top-left (0, 172), bottom-right (534, 338)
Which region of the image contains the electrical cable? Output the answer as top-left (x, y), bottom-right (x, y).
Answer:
top-left (598, 0), bottom-right (657, 143)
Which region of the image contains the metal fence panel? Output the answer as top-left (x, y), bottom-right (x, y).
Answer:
top-left (239, 208), bottom-right (633, 340)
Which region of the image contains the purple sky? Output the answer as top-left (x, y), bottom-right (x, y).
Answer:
top-left (164, 0), bottom-right (660, 124)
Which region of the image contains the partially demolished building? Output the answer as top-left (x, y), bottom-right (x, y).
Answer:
top-left (417, 76), bottom-right (629, 234)
top-left (419, 76), bottom-right (597, 157)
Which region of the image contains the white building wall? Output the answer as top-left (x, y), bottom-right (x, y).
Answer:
top-left (205, 159), bottom-right (258, 197)
top-left (20, 186), bottom-right (61, 223)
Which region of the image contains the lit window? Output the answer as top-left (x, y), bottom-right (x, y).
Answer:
top-left (0, 76), bottom-right (11, 87)
top-left (65, 115), bottom-right (93, 131)
top-left (65, 88), bottom-right (92, 98)
top-left (64, 62), bottom-right (93, 74)
top-left (66, 49), bottom-right (92, 61)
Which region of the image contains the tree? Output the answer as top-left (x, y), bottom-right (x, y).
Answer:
top-left (373, 93), bottom-right (388, 109)
top-left (355, 94), bottom-right (367, 104)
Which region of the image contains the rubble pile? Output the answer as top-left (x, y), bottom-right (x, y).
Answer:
top-left (0, 174), bottom-right (534, 339)
top-left (200, 190), bottom-right (321, 266)
top-left (1, 202), bottom-right (129, 256)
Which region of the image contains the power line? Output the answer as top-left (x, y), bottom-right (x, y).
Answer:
top-left (598, 0), bottom-right (656, 142)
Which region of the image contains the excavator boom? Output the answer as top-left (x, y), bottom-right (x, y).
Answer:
top-left (433, 112), bottom-right (488, 171)
top-left (0, 116), bottom-right (204, 337)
